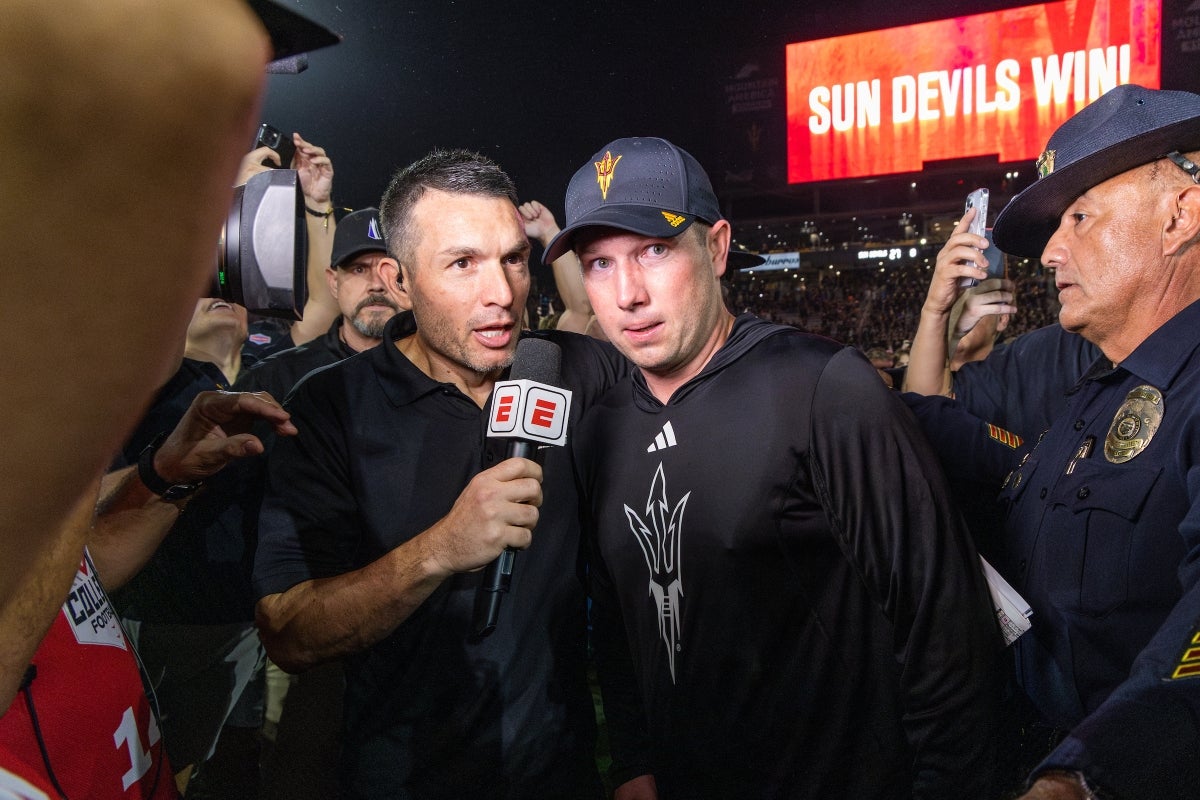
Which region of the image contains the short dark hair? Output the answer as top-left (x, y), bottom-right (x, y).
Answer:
top-left (379, 149), bottom-right (518, 265)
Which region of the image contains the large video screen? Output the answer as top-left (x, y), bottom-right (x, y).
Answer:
top-left (786, 0), bottom-right (1161, 183)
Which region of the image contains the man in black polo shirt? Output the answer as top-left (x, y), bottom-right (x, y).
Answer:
top-left (253, 150), bottom-right (630, 798)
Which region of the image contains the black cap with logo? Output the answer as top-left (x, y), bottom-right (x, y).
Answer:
top-left (330, 208), bottom-right (387, 269)
top-left (544, 137), bottom-right (764, 268)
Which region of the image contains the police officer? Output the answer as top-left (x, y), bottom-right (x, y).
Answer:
top-left (990, 84), bottom-right (1200, 800)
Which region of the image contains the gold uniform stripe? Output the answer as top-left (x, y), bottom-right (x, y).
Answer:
top-left (1172, 663), bottom-right (1200, 680)
top-left (987, 423), bottom-right (1024, 450)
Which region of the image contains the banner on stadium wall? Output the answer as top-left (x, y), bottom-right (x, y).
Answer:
top-left (743, 252), bottom-right (802, 272)
top-left (786, 0), bottom-right (1162, 183)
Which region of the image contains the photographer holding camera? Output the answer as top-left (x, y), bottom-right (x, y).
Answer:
top-left (236, 131), bottom-right (343, 360)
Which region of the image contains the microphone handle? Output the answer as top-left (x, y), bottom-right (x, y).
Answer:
top-left (472, 439), bottom-right (540, 639)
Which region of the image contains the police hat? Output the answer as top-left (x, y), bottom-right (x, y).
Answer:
top-left (993, 84), bottom-right (1200, 258)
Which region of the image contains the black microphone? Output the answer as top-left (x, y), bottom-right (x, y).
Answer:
top-left (472, 338), bottom-right (572, 639)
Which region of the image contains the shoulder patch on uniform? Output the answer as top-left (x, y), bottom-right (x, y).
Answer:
top-left (1170, 628), bottom-right (1200, 680)
top-left (987, 423), bottom-right (1023, 450)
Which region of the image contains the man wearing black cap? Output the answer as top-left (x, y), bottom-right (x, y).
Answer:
top-left (547, 137), bottom-right (999, 799)
top-left (981, 84), bottom-right (1200, 800)
top-left (237, 207), bottom-right (404, 398)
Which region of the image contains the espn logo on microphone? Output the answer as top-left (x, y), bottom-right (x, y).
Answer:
top-left (488, 379), bottom-right (573, 446)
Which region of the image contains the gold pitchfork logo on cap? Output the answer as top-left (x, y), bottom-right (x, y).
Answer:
top-left (595, 151), bottom-right (622, 200)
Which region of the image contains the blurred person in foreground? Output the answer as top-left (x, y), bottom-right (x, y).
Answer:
top-left (0, 0), bottom-right (269, 728)
top-left (0, 0), bottom-right (331, 793)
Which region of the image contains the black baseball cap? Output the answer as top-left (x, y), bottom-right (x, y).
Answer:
top-left (993, 84), bottom-right (1200, 258)
top-left (544, 137), bottom-right (764, 268)
top-left (331, 208), bottom-right (386, 268)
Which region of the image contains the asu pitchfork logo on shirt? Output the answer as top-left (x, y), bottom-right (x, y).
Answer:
top-left (624, 462), bottom-right (690, 682)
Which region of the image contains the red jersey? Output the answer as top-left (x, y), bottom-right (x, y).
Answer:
top-left (0, 551), bottom-right (177, 799)
top-left (0, 748), bottom-right (53, 799)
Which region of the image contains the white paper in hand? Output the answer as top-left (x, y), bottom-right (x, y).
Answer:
top-left (980, 556), bottom-right (1033, 646)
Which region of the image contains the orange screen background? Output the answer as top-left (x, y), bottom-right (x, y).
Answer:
top-left (786, 0), bottom-right (1161, 182)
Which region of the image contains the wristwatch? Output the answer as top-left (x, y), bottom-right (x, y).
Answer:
top-left (137, 432), bottom-right (202, 501)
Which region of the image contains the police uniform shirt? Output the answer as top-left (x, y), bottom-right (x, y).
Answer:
top-left (577, 313), bottom-right (999, 800)
top-left (254, 312), bottom-right (627, 799)
top-left (953, 323), bottom-right (1101, 442)
top-left (999, 299), bottom-right (1200, 798)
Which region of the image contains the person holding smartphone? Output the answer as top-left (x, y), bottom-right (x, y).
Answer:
top-left (235, 129), bottom-right (343, 357)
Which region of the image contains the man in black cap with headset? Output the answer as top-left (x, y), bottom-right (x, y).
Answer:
top-left (547, 137), bottom-right (1000, 799)
top-left (238, 207), bottom-right (404, 398)
top-left (984, 85), bottom-right (1200, 800)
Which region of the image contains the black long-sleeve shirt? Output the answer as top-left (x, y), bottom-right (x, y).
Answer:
top-left (577, 314), bottom-right (1000, 799)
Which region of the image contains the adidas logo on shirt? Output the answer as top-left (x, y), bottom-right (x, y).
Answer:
top-left (647, 421), bottom-right (677, 453)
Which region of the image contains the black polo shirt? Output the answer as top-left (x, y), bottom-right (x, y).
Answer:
top-left (254, 312), bottom-right (627, 799)
top-left (235, 316), bottom-right (359, 404)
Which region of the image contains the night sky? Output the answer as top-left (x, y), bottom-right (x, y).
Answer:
top-left (258, 0), bottom-right (1033, 223)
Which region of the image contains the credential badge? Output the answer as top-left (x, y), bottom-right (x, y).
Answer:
top-left (1104, 385), bottom-right (1163, 463)
top-left (1036, 149), bottom-right (1055, 178)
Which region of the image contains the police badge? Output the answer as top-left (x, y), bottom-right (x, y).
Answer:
top-left (1104, 385), bottom-right (1164, 463)
top-left (1036, 148), bottom-right (1055, 178)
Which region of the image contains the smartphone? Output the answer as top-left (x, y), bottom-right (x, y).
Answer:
top-left (959, 188), bottom-right (990, 288)
top-left (982, 229), bottom-right (1005, 279)
top-left (254, 123), bottom-right (295, 168)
